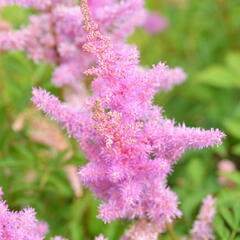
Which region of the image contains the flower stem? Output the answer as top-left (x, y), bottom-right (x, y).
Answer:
top-left (166, 222), bottom-right (178, 240)
top-left (228, 229), bottom-right (237, 240)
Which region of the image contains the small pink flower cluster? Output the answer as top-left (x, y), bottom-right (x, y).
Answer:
top-left (0, 187), bottom-right (67, 240)
top-left (189, 195), bottom-right (216, 240)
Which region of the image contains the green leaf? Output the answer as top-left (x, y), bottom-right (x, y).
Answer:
top-left (214, 215), bottom-right (230, 240)
top-left (223, 118), bottom-right (240, 139)
top-left (232, 144), bottom-right (240, 155)
top-left (226, 52), bottom-right (240, 75)
top-left (186, 158), bottom-right (205, 187)
top-left (222, 172), bottom-right (240, 185)
top-left (196, 65), bottom-right (236, 88)
top-left (220, 207), bottom-right (237, 229)
top-left (69, 221), bottom-right (84, 240)
top-left (233, 201), bottom-right (240, 229)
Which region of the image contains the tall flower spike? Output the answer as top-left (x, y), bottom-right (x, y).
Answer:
top-left (190, 195), bottom-right (216, 240)
top-left (32, 0), bottom-right (224, 226)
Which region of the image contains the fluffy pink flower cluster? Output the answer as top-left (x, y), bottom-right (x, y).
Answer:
top-left (0, 187), bottom-right (67, 240)
top-left (189, 195), bottom-right (216, 240)
top-left (0, 0), bottom-right (166, 92)
top-left (32, 0), bottom-right (225, 228)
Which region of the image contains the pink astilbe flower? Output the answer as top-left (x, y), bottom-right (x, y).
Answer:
top-left (190, 195), bottom-right (216, 240)
top-left (121, 220), bottom-right (164, 240)
top-left (0, 191), bottom-right (48, 240)
top-left (0, 188), bottom-right (67, 240)
top-left (32, 0), bottom-right (225, 227)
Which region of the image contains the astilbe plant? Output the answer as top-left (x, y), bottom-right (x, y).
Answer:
top-left (31, 0), bottom-right (225, 239)
top-left (0, 0), bottom-right (164, 200)
top-left (0, 0), bottom-right (182, 205)
top-left (0, 0), bottom-right (225, 239)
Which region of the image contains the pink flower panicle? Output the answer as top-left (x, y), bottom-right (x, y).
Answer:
top-left (0, 188), bottom-right (68, 240)
top-left (0, 190), bottom-right (48, 240)
top-left (32, 0), bottom-right (225, 226)
top-left (190, 195), bottom-right (216, 240)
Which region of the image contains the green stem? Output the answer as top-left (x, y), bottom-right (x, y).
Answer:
top-left (166, 222), bottom-right (178, 240)
top-left (228, 229), bottom-right (237, 240)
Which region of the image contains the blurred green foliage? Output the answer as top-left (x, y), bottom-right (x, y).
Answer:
top-left (0, 0), bottom-right (240, 239)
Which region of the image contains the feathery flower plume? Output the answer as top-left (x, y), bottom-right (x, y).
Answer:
top-left (32, 0), bottom-right (224, 228)
top-left (0, 189), bottom-right (48, 240)
top-left (189, 195), bottom-right (216, 240)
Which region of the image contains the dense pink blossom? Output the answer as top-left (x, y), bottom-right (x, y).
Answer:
top-left (0, 188), bottom-right (68, 240)
top-left (190, 195), bottom-right (216, 240)
top-left (0, 190), bottom-right (48, 240)
top-left (32, 0), bottom-right (225, 227)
